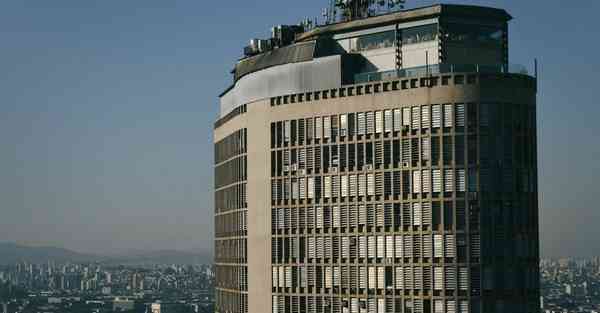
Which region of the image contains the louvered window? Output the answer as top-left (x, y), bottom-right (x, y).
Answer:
top-left (395, 267), bottom-right (404, 289)
top-left (299, 177), bottom-right (306, 199)
top-left (308, 237), bottom-right (316, 259)
top-left (414, 267), bottom-right (423, 290)
top-left (359, 236), bottom-right (367, 258)
top-left (411, 138), bottom-right (419, 165)
top-left (423, 267), bottom-right (432, 290)
top-left (314, 176), bottom-right (321, 198)
top-left (443, 104), bottom-right (453, 128)
top-left (314, 147), bottom-right (322, 170)
top-left (367, 204), bottom-right (375, 227)
top-left (360, 267), bottom-right (368, 289)
top-left (368, 267), bottom-right (377, 289)
top-left (357, 113), bottom-right (366, 135)
top-left (349, 175), bottom-right (357, 197)
top-left (375, 172), bottom-right (383, 196)
top-left (359, 204), bottom-right (367, 226)
top-left (316, 207), bottom-right (324, 229)
top-left (413, 203), bottom-right (422, 226)
top-left (372, 205), bottom-right (382, 228)
top-left (446, 301), bottom-right (456, 313)
top-left (278, 208), bottom-right (285, 230)
top-left (413, 235), bottom-right (421, 258)
top-left (273, 296), bottom-right (279, 313)
top-left (402, 139), bottom-right (410, 164)
top-left (299, 208), bottom-right (306, 229)
top-left (432, 170), bottom-right (442, 192)
top-left (395, 235), bottom-right (403, 258)
top-left (384, 110), bottom-right (393, 133)
top-left (333, 206), bottom-right (341, 228)
top-left (271, 180), bottom-right (278, 202)
top-left (315, 117), bottom-right (322, 139)
top-left (366, 112), bottom-right (375, 134)
top-left (404, 267), bottom-right (413, 290)
top-left (341, 237), bottom-right (349, 258)
top-left (283, 149), bottom-right (290, 166)
top-left (324, 176), bottom-right (332, 198)
top-left (316, 237), bottom-right (324, 259)
top-left (323, 116), bottom-right (331, 139)
top-left (434, 300), bottom-right (444, 313)
top-left (349, 205), bottom-right (357, 227)
top-left (384, 203), bottom-right (393, 227)
top-left (444, 169), bottom-right (454, 192)
top-left (393, 171), bottom-right (402, 196)
top-left (470, 235), bottom-right (481, 259)
top-left (359, 174), bottom-right (367, 196)
top-left (367, 174), bottom-right (375, 196)
top-left (455, 104), bottom-right (465, 127)
top-left (456, 169), bottom-right (466, 192)
top-left (422, 138), bottom-right (430, 161)
top-left (402, 107), bottom-right (411, 126)
top-left (375, 141), bottom-right (383, 165)
top-left (377, 236), bottom-right (385, 258)
top-left (445, 267), bottom-right (456, 290)
top-left (323, 207), bottom-right (331, 229)
top-left (341, 175), bottom-right (348, 197)
top-left (422, 202), bottom-right (431, 226)
top-left (423, 235), bottom-right (433, 258)
top-left (459, 301), bottom-right (468, 313)
top-left (412, 107), bottom-right (420, 130)
top-left (421, 106), bottom-right (430, 129)
top-left (292, 179), bottom-right (299, 200)
top-left (422, 169), bottom-right (431, 193)
top-left (332, 176), bottom-right (340, 198)
top-left (402, 203), bottom-right (411, 227)
top-left (445, 235), bottom-right (456, 258)
top-left (385, 235), bottom-right (394, 259)
top-left (306, 118), bottom-right (314, 140)
top-left (340, 205), bottom-right (348, 228)
top-left (307, 266), bottom-right (315, 287)
top-left (404, 235), bottom-right (413, 258)
top-left (434, 235), bottom-right (443, 257)
top-left (375, 111), bottom-right (383, 133)
top-left (434, 267), bottom-right (443, 290)
top-left (459, 267), bottom-right (469, 291)
top-left (286, 266), bottom-right (292, 288)
top-left (307, 207), bottom-right (315, 228)
top-left (432, 105), bottom-right (441, 128)
top-left (393, 109), bottom-right (402, 131)
top-left (278, 266), bottom-right (285, 288)
top-left (413, 171), bottom-right (421, 193)
top-left (333, 266), bottom-right (340, 287)
top-left (283, 179), bottom-right (290, 200)
top-left (272, 267), bottom-right (278, 287)
top-left (340, 114), bottom-right (348, 137)
top-left (377, 267), bottom-right (385, 289)
top-left (368, 236), bottom-right (376, 258)
top-left (306, 147), bottom-right (314, 170)
top-left (325, 266), bottom-right (332, 288)
top-left (298, 148), bottom-right (306, 169)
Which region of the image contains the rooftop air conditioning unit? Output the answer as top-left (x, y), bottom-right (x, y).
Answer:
top-left (291, 164), bottom-right (298, 171)
top-left (299, 169), bottom-right (307, 175)
top-left (330, 167), bottom-right (338, 173)
top-left (364, 164), bottom-right (373, 171)
top-left (403, 162), bottom-right (410, 168)
top-left (283, 165), bottom-right (290, 172)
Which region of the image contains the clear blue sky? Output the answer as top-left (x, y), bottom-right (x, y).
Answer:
top-left (0, 0), bottom-right (598, 257)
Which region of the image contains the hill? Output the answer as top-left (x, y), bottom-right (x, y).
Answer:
top-left (0, 243), bottom-right (97, 265)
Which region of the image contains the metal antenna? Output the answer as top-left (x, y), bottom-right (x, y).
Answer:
top-left (321, 0), bottom-right (407, 24)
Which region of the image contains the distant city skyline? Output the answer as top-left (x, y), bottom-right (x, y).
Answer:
top-left (1, 0), bottom-right (599, 258)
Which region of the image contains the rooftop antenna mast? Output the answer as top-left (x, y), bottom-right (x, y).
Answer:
top-left (326, 0), bottom-right (407, 23)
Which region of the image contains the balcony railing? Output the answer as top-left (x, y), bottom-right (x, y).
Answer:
top-left (354, 63), bottom-right (530, 84)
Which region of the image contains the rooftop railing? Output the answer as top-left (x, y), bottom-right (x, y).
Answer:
top-left (354, 63), bottom-right (530, 84)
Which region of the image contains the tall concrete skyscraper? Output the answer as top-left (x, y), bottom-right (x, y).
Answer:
top-left (214, 3), bottom-right (539, 313)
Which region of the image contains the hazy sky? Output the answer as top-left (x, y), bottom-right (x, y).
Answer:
top-left (1, 0), bottom-right (598, 257)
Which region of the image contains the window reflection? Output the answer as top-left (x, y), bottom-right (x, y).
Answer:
top-left (347, 24), bottom-right (438, 53)
top-left (444, 23), bottom-right (504, 47)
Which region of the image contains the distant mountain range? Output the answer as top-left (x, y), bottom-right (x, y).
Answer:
top-left (0, 243), bottom-right (211, 265)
